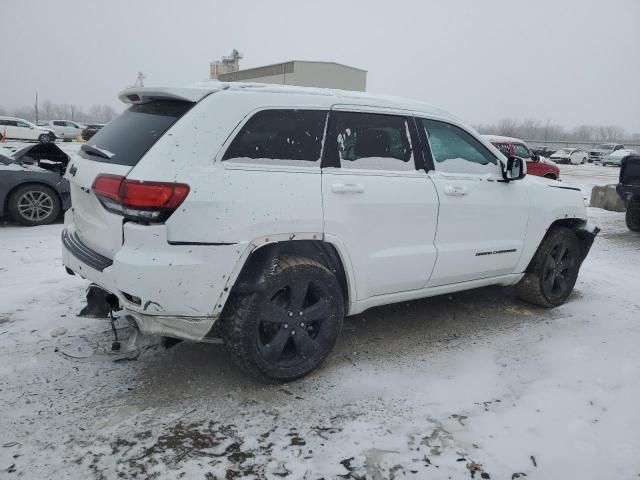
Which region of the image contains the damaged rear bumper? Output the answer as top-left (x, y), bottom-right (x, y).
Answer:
top-left (61, 210), bottom-right (246, 342)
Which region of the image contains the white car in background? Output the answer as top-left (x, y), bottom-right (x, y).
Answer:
top-left (602, 148), bottom-right (638, 166)
top-left (40, 120), bottom-right (84, 140)
top-left (0, 116), bottom-right (55, 143)
top-left (550, 148), bottom-right (588, 165)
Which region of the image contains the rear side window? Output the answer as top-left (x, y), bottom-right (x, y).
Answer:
top-left (80, 100), bottom-right (192, 166)
top-left (223, 109), bottom-right (327, 162)
top-left (327, 111), bottom-right (414, 171)
top-left (54, 121), bottom-right (66, 126)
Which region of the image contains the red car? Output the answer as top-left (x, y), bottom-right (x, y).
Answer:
top-left (484, 135), bottom-right (560, 180)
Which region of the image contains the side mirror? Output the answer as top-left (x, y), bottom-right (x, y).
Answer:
top-left (503, 156), bottom-right (526, 181)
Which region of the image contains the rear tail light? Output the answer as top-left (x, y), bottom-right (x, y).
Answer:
top-left (92, 174), bottom-right (189, 223)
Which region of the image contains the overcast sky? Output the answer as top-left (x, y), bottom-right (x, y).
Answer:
top-left (2, 0), bottom-right (639, 131)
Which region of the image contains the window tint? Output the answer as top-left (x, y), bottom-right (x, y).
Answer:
top-left (223, 109), bottom-right (327, 162)
top-left (514, 144), bottom-right (531, 159)
top-left (420, 119), bottom-right (497, 174)
top-left (6, 120), bottom-right (18, 127)
top-left (81, 100), bottom-right (193, 166)
top-left (329, 111), bottom-right (414, 171)
top-left (54, 121), bottom-right (66, 126)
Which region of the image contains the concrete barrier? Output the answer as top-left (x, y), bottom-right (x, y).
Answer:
top-left (590, 185), bottom-right (626, 212)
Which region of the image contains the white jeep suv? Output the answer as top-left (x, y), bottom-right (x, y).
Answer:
top-left (62, 83), bottom-right (599, 381)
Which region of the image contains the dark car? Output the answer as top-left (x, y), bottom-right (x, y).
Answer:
top-left (531, 146), bottom-right (556, 158)
top-left (617, 155), bottom-right (640, 231)
top-left (0, 143), bottom-right (71, 226)
top-left (81, 124), bottom-right (105, 141)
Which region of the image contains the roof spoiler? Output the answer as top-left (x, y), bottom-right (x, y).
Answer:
top-left (118, 85), bottom-right (228, 105)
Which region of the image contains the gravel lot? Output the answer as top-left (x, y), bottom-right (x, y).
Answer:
top-left (1, 163), bottom-right (639, 479)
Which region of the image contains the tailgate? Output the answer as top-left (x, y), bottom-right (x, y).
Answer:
top-left (66, 157), bottom-right (132, 258)
top-left (64, 99), bottom-right (194, 259)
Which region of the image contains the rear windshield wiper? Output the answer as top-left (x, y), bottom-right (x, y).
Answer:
top-left (81, 144), bottom-right (114, 160)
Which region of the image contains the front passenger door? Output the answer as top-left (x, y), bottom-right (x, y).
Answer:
top-left (417, 118), bottom-right (530, 287)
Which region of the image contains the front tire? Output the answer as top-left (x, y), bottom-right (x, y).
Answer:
top-left (8, 184), bottom-right (61, 226)
top-left (221, 255), bottom-right (344, 382)
top-left (626, 202), bottom-right (640, 232)
top-left (516, 227), bottom-right (582, 307)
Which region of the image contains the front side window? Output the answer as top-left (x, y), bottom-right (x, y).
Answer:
top-left (16, 121), bottom-right (29, 128)
top-left (54, 121), bottom-right (66, 127)
top-left (420, 119), bottom-right (497, 174)
top-left (328, 111), bottom-right (414, 171)
top-left (514, 144), bottom-right (531, 159)
top-left (223, 109), bottom-right (327, 163)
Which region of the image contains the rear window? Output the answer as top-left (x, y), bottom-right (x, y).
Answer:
top-left (80, 100), bottom-right (192, 166)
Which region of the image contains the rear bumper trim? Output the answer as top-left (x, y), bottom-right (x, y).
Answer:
top-left (62, 229), bottom-right (113, 272)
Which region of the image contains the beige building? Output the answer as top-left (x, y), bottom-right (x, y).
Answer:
top-left (211, 60), bottom-right (367, 92)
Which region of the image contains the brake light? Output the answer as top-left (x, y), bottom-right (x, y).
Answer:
top-left (91, 174), bottom-right (189, 223)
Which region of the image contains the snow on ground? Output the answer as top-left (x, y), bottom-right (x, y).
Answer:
top-left (1, 166), bottom-right (639, 479)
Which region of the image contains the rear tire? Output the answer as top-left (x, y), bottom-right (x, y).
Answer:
top-left (38, 133), bottom-right (51, 143)
top-left (626, 202), bottom-right (640, 232)
top-left (8, 184), bottom-right (61, 226)
top-left (516, 227), bottom-right (582, 307)
top-left (221, 255), bottom-right (344, 382)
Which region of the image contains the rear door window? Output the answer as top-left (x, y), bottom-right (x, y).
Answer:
top-left (326, 111), bottom-right (415, 171)
top-left (80, 100), bottom-right (193, 166)
top-left (222, 109), bottom-right (327, 163)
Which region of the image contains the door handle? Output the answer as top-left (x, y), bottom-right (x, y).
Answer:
top-left (443, 185), bottom-right (468, 196)
top-left (331, 183), bottom-right (365, 194)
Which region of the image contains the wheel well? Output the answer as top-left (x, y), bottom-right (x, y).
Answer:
top-left (544, 173), bottom-right (557, 180)
top-left (231, 240), bottom-right (350, 310)
top-left (543, 218), bottom-right (596, 265)
top-left (4, 182), bottom-right (61, 214)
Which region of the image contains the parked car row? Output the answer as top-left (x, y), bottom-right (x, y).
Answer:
top-left (0, 117), bottom-right (56, 143)
top-left (0, 116), bottom-right (106, 143)
top-left (530, 143), bottom-right (636, 167)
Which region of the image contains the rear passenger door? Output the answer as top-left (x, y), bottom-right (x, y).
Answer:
top-left (321, 107), bottom-right (439, 300)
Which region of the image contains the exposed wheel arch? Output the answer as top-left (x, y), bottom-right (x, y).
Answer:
top-left (230, 240), bottom-right (350, 312)
top-left (528, 218), bottom-right (598, 271)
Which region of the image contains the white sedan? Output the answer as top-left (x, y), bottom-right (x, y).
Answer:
top-left (602, 148), bottom-right (638, 166)
top-left (550, 148), bottom-right (588, 165)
